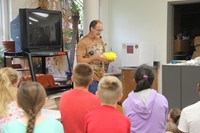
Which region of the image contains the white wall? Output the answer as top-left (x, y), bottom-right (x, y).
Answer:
top-left (100, 0), bottom-right (187, 92)
top-left (11, 0), bottom-right (38, 19)
top-left (83, 0), bottom-right (100, 35)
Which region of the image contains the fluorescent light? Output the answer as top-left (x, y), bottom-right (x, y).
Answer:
top-left (29, 17), bottom-right (38, 22)
top-left (33, 12), bottom-right (49, 17)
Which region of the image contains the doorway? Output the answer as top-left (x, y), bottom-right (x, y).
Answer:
top-left (167, 0), bottom-right (200, 63)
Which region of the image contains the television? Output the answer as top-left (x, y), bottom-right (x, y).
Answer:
top-left (11, 8), bottom-right (63, 53)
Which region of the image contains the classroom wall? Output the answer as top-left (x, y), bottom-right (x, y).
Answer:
top-left (100, 0), bottom-right (189, 92)
top-left (11, 0), bottom-right (38, 19)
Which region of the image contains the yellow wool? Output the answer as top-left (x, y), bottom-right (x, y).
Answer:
top-left (102, 52), bottom-right (117, 61)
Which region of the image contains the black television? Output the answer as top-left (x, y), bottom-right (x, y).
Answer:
top-left (11, 8), bottom-right (63, 53)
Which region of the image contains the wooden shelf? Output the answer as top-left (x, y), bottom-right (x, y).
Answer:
top-left (4, 51), bottom-right (73, 95)
top-left (14, 68), bottom-right (30, 71)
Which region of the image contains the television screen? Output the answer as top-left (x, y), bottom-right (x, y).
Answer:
top-left (11, 8), bottom-right (63, 52)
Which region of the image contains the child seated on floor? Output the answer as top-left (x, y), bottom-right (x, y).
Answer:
top-left (84, 76), bottom-right (130, 133)
top-left (166, 121), bottom-right (178, 133)
top-left (122, 64), bottom-right (168, 133)
top-left (60, 63), bottom-right (100, 133)
top-left (0, 67), bottom-right (23, 131)
top-left (168, 108), bottom-right (181, 126)
top-left (2, 81), bottom-right (64, 133)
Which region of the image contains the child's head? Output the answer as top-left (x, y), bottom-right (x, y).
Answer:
top-left (17, 81), bottom-right (46, 133)
top-left (166, 121), bottom-right (178, 133)
top-left (97, 76), bottom-right (123, 105)
top-left (73, 63), bottom-right (94, 87)
top-left (168, 108), bottom-right (181, 125)
top-left (0, 67), bottom-right (18, 86)
top-left (0, 68), bottom-right (16, 117)
top-left (134, 64), bottom-right (154, 92)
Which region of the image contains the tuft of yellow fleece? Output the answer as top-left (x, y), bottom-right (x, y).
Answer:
top-left (102, 52), bottom-right (117, 61)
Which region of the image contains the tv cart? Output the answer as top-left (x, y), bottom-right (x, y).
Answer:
top-left (4, 51), bottom-right (73, 95)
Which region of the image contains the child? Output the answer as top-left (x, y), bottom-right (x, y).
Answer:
top-left (178, 82), bottom-right (200, 133)
top-left (166, 121), bottom-right (178, 133)
top-left (0, 67), bottom-right (19, 87)
top-left (168, 108), bottom-right (181, 126)
top-left (0, 67), bottom-right (23, 131)
top-left (60, 63), bottom-right (101, 133)
top-left (2, 81), bottom-right (64, 133)
top-left (122, 64), bottom-right (168, 133)
top-left (84, 76), bottom-right (130, 133)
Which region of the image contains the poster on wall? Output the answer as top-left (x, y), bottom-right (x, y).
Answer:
top-left (121, 43), bottom-right (154, 67)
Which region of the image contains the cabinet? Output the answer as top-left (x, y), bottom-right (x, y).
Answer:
top-left (4, 51), bottom-right (73, 95)
top-left (173, 52), bottom-right (188, 60)
top-left (162, 65), bottom-right (200, 109)
top-left (120, 67), bottom-right (158, 102)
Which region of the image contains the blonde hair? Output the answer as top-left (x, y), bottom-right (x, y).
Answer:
top-left (166, 121), bottom-right (178, 133)
top-left (18, 81), bottom-right (46, 133)
top-left (0, 68), bottom-right (16, 117)
top-left (0, 67), bottom-right (18, 85)
top-left (98, 76), bottom-right (122, 104)
top-left (73, 63), bottom-right (93, 87)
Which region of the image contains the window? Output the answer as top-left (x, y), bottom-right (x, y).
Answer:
top-left (0, 0), bottom-right (3, 39)
top-left (0, 0), bottom-right (11, 40)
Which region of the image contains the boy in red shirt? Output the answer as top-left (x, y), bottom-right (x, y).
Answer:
top-left (84, 76), bottom-right (130, 133)
top-left (60, 63), bottom-right (100, 133)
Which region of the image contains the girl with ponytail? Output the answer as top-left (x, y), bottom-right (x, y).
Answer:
top-left (0, 67), bottom-right (23, 131)
top-left (122, 64), bottom-right (168, 133)
top-left (2, 81), bottom-right (64, 133)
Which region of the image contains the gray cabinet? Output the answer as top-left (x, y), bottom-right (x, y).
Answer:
top-left (162, 65), bottom-right (200, 109)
